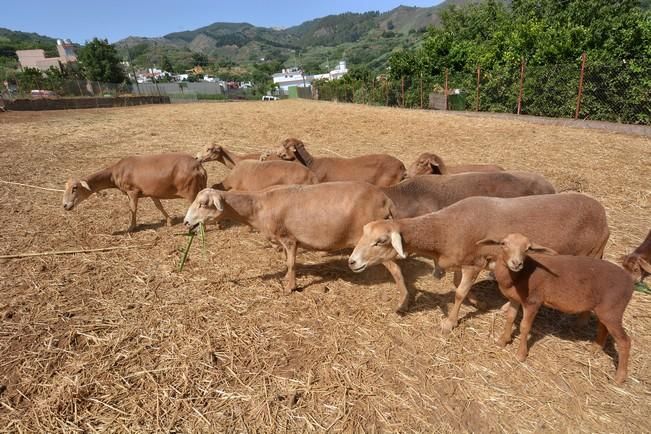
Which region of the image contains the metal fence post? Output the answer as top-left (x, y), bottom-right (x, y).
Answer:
top-left (517, 57), bottom-right (526, 115)
top-left (475, 65), bottom-right (481, 111)
top-left (401, 76), bottom-right (405, 108)
top-left (444, 68), bottom-right (448, 110)
top-left (575, 52), bottom-right (587, 119)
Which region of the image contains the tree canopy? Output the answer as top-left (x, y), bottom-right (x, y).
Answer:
top-left (77, 38), bottom-right (127, 83)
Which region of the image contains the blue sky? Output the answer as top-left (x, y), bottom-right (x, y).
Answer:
top-left (4, 1), bottom-right (444, 43)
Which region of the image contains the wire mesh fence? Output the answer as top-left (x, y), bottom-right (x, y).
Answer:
top-left (312, 55), bottom-right (651, 125)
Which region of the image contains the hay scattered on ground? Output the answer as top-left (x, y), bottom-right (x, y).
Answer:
top-left (0, 101), bottom-right (650, 432)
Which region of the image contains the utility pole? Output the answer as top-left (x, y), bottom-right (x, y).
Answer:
top-left (125, 43), bottom-right (140, 95)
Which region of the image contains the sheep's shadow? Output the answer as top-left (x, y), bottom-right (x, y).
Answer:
top-left (112, 217), bottom-right (185, 235)
top-left (254, 254), bottom-right (508, 317)
top-left (409, 278), bottom-right (507, 319)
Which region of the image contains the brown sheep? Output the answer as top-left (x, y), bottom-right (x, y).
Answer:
top-left (63, 153), bottom-right (207, 232)
top-left (348, 193), bottom-right (609, 329)
top-left (184, 183), bottom-right (402, 297)
top-left (382, 171), bottom-right (555, 220)
top-left (196, 145), bottom-right (280, 168)
top-left (478, 233), bottom-right (633, 384)
top-left (211, 160), bottom-right (319, 191)
top-left (273, 138), bottom-right (406, 187)
top-left (621, 229), bottom-right (651, 282)
top-left (407, 152), bottom-right (504, 177)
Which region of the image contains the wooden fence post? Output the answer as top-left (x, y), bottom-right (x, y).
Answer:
top-left (419, 76), bottom-right (423, 109)
top-left (384, 79), bottom-right (388, 106)
top-left (575, 52), bottom-right (587, 119)
top-left (475, 65), bottom-right (481, 111)
top-left (517, 57), bottom-right (525, 115)
top-left (444, 68), bottom-right (449, 110)
top-left (401, 76), bottom-right (405, 108)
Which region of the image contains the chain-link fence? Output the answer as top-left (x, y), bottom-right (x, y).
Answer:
top-left (313, 55), bottom-right (651, 125)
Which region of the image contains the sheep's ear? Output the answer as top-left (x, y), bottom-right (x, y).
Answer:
top-left (528, 243), bottom-right (558, 256)
top-left (209, 191), bottom-right (224, 211)
top-left (391, 231), bottom-right (406, 259)
top-left (80, 180), bottom-right (91, 191)
top-left (427, 159), bottom-right (443, 175)
top-left (295, 143), bottom-right (313, 166)
top-left (639, 258), bottom-right (651, 274)
top-left (476, 238), bottom-right (501, 246)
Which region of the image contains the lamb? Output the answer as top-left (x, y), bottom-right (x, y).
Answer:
top-left (63, 153), bottom-right (207, 232)
top-left (270, 138), bottom-right (406, 187)
top-left (347, 193), bottom-right (609, 330)
top-left (407, 152), bottom-right (504, 177)
top-left (211, 160), bottom-right (319, 191)
top-left (621, 229), bottom-right (651, 282)
top-left (183, 182), bottom-right (402, 297)
top-left (382, 171), bottom-right (555, 219)
top-left (478, 233), bottom-right (633, 384)
top-left (196, 145), bottom-right (279, 168)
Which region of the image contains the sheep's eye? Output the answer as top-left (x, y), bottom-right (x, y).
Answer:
top-left (72, 187), bottom-right (77, 192)
top-left (374, 237), bottom-right (388, 246)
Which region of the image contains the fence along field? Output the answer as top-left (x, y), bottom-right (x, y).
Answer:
top-left (0, 100), bottom-right (650, 432)
top-left (313, 54), bottom-right (651, 125)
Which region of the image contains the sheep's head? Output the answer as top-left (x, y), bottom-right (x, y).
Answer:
top-left (184, 188), bottom-right (225, 232)
top-left (407, 153), bottom-right (445, 177)
top-left (62, 179), bottom-right (92, 211)
top-left (277, 138), bottom-right (313, 166)
top-left (621, 254), bottom-right (651, 283)
top-left (349, 220), bottom-right (406, 272)
top-left (477, 233), bottom-right (558, 272)
top-left (196, 145), bottom-right (223, 163)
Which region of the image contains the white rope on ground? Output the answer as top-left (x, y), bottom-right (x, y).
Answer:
top-left (0, 179), bottom-right (64, 192)
top-left (0, 245), bottom-right (151, 260)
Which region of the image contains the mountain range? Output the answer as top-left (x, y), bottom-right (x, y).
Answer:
top-left (113, 0), bottom-right (488, 73)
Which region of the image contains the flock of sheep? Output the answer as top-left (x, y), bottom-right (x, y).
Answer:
top-left (62, 138), bottom-right (651, 385)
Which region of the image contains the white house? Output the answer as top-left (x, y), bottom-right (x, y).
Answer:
top-left (272, 61), bottom-right (348, 91)
top-left (272, 67), bottom-right (309, 91)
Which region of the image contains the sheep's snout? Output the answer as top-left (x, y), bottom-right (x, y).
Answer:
top-left (348, 256), bottom-right (367, 273)
top-left (507, 259), bottom-right (524, 272)
top-left (63, 202), bottom-right (73, 211)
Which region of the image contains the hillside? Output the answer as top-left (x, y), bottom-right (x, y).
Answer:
top-left (0, 28), bottom-right (59, 60)
top-left (113, 1), bottom-right (494, 74)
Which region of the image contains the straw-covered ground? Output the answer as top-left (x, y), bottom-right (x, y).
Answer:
top-left (0, 100), bottom-right (649, 432)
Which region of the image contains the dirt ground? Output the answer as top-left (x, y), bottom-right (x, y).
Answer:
top-left (0, 100), bottom-right (650, 432)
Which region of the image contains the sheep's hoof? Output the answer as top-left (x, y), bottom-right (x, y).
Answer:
top-left (495, 337), bottom-right (510, 348)
top-left (516, 351), bottom-right (528, 362)
top-left (432, 267), bottom-right (445, 280)
top-left (126, 225), bottom-right (136, 233)
top-left (614, 372), bottom-right (627, 385)
top-left (440, 318), bottom-right (457, 334)
top-left (166, 218), bottom-right (173, 227)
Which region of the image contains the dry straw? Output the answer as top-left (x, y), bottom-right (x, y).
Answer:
top-left (0, 101), bottom-right (649, 432)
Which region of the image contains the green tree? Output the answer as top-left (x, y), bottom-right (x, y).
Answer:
top-left (77, 38), bottom-right (127, 83)
top-left (160, 55), bottom-right (173, 73)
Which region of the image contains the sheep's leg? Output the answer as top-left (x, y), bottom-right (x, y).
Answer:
top-left (592, 320), bottom-right (609, 352)
top-left (516, 302), bottom-right (541, 362)
top-left (497, 300), bottom-right (520, 347)
top-left (151, 198), bottom-right (173, 226)
top-left (597, 314), bottom-right (631, 384)
top-left (441, 266), bottom-right (480, 333)
top-left (280, 238), bottom-right (297, 294)
top-left (453, 270), bottom-right (484, 309)
top-left (126, 191), bottom-right (139, 232)
top-left (382, 260), bottom-right (414, 314)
